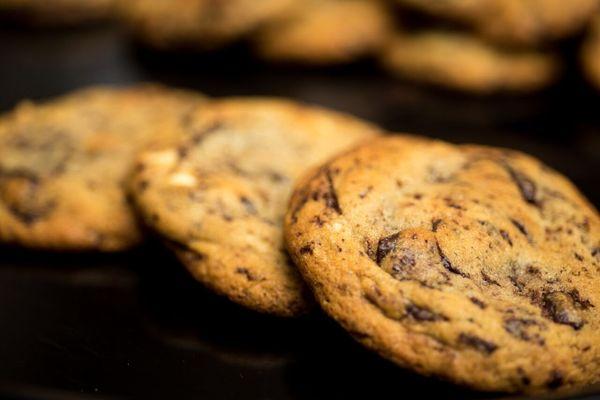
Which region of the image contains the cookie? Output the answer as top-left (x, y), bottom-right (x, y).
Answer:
top-left (0, 0), bottom-right (115, 25)
top-left (394, 0), bottom-right (599, 46)
top-left (119, 0), bottom-right (295, 50)
top-left (130, 98), bottom-right (381, 316)
top-left (0, 85), bottom-right (206, 251)
top-left (381, 31), bottom-right (558, 93)
top-left (285, 135), bottom-right (600, 392)
top-left (582, 15), bottom-right (600, 90)
top-left (253, 0), bottom-right (393, 65)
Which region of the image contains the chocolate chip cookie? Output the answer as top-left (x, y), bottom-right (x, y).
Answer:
top-left (0, 0), bottom-right (115, 25)
top-left (582, 15), bottom-right (600, 90)
top-left (285, 135), bottom-right (600, 392)
top-left (394, 0), bottom-right (599, 46)
top-left (381, 31), bottom-right (558, 93)
top-left (119, 0), bottom-right (295, 50)
top-left (253, 0), bottom-right (393, 65)
top-left (130, 98), bottom-right (381, 316)
top-left (0, 85), bottom-right (205, 251)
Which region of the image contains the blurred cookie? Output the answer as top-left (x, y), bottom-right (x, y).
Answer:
top-left (130, 98), bottom-right (381, 316)
top-left (394, 0), bottom-right (599, 46)
top-left (381, 31), bottom-right (558, 93)
top-left (582, 15), bottom-right (600, 89)
top-left (119, 0), bottom-right (295, 50)
top-left (0, 85), bottom-right (205, 251)
top-left (286, 135), bottom-right (600, 392)
top-left (0, 0), bottom-right (115, 25)
top-left (253, 0), bottom-right (393, 65)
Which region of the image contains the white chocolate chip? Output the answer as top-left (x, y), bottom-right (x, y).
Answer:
top-left (143, 149), bottom-right (177, 167)
top-left (169, 171), bottom-right (197, 187)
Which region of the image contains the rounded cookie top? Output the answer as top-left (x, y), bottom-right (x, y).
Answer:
top-left (0, 84), bottom-right (206, 251)
top-left (285, 135), bottom-right (600, 392)
top-left (119, 0), bottom-right (295, 49)
top-left (253, 0), bottom-right (393, 65)
top-left (381, 31), bottom-right (558, 93)
top-left (394, 0), bottom-right (599, 46)
top-left (130, 98), bottom-right (381, 316)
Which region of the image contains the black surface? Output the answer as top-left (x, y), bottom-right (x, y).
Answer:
top-left (0, 23), bottom-right (599, 400)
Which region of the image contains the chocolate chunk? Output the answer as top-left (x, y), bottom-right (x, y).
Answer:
top-left (444, 197), bottom-right (465, 210)
top-left (546, 370), bottom-right (564, 389)
top-left (574, 253), bottom-right (584, 261)
top-left (240, 196), bottom-right (257, 215)
top-left (138, 180), bottom-right (149, 191)
top-left (481, 271), bottom-right (501, 286)
top-left (358, 186), bottom-right (373, 199)
top-left (406, 303), bottom-right (448, 322)
top-left (235, 267), bottom-right (259, 281)
top-left (436, 240), bottom-right (468, 277)
top-left (592, 247), bottom-right (600, 258)
top-left (0, 168), bottom-right (55, 224)
top-left (310, 215), bottom-right (325, 227)
top-left (376, 232), bottom-right (400, 264)
top-left (390, 251), bottom-right (416, 277)
top-left (431, 218), bottom-right (442, 232)
top-left (299, 244), bottom-right (314, 255)
top-left (510, 219), bottom-right (529, 239)
top-left (469, 297), bottom-right (486, 309)
top-left (267, 170), bottom-right (287, 183)
top-left (504, 318), bottom-right (545, 345)
top-left (289, 190), bottom-right (309, 223)
top-left (323, 168), bottom-right (342, 214)
top-left (458, 333), bottom-right (498, 354)
top-left (505, 165), bottom-right (538, 205)
top-left (569, 289), bottom-right (594, 309)
top-left (499, 230), bottom-right (512, 246)
top-left (517, 367), bottom-right (531, 386)
top-left (542, 292), bottom-right (584, 330)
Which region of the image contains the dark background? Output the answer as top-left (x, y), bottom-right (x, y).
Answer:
top-left (0, 22), bottom-right (598, 400)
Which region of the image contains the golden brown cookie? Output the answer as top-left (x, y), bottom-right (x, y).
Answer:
top-left (582, 15), bottom-right (600, 90)
top-left (381, 31), bottom-right (559, 93)
top-left (253, 0), bottom-right (393, 65)
top-left (130, 98), bottom-right (381, 316)
top-left (285, 135), bottom-right (600, 392)
top-left (119, 0), bottom-right (295, 50)
top-left (394, 0), bottom-right (600, 46)
top-left (0, 85), bottom-right (206, 251)
top-left (0, 0), bottom-right (115, 25)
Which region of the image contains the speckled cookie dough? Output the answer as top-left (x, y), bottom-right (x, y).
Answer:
top-left (381, 31), bottom-right (559, 93)
top-left (253, 0), bottom-right (393, 65)
top-left (130, 98), bottom-right (381, 316)
top-left (0, 85), bottom-right (206, 251)
top-left (286, 135), bottom-right (600, 393)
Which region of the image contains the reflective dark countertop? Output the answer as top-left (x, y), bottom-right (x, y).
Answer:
top-left (0, 23), bottom-right (599, 400)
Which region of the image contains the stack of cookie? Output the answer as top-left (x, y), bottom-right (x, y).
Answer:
top-left (1, 84), bottom-right (599, 394)
top-left (384, 0), bottom-right (600, 92)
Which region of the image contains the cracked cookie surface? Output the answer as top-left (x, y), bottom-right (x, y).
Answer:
top-left (130, 98), bottom-right (381, 316)
top-left (285, 135), bottom-right (600, 392)
top-left (0, 84), bottom-right (205, 251)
